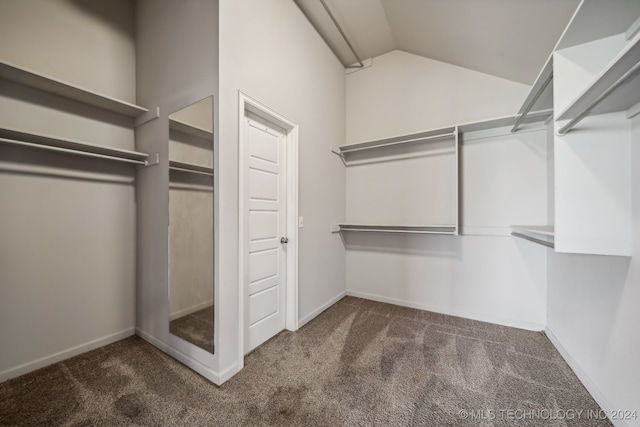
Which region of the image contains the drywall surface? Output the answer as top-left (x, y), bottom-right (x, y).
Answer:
top-left (346, 50), bottom-right (530, 144)
top-left (218, 0), bottom-right (346, 332)
top-left (547, 114), bottom-right (640, 426)
top-left (0, 0), bottom-right (136, 102)
top-left (344, 51), bottom-right (547, 329)
top-left (0, 0), bottom-right (136, 381)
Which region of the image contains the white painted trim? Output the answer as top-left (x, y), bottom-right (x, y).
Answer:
top-left (298, 291), bottom-right (347, 328)
top-left (0, 328), bottom-right (134, 383)
top-left (545, 327), bottom-right (623, 427)
top-left (238, 92), bottom-right (299, 362)
top-left (136, 328), bottom-right (238, 386)
top-left (169, 299), bottom-right (214, 321)
top-left (346, 290), bottom-right (545, 331)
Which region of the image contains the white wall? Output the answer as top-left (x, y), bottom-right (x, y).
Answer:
top-left (218, 0), bottom-right (347, 347)
top-left (0, 0), bottom-right (137, 381)
top-left (345, 50), bottom-right (548, 330)
top-left (547, 114), bottom-right (640, 426)
top-left (346, 50), bottom-right (530, 143)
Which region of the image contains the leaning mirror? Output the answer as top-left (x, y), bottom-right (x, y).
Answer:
top-left (168, 96), bottom-right (214, 354)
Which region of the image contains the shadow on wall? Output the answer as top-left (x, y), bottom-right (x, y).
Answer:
top-left (548, 251), bottom-right (631, 349)
top-left (344, 233), bottom-right (461, 259)
top-left (70, 0), bottom-right (134, 40)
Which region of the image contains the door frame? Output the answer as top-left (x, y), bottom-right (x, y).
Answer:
top-left (238, 91), bottom-right (299, 356)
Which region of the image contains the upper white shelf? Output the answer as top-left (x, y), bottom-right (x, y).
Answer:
top-left (555, 0), bottom-right (640, 51)
top-left (556, 34), bottom-right (640, 124)
top-left (0, 61), bottom-right (148, 118)
top-left (169, 118), bottom-right (213, 140)
top-left (0, 127), bottom-right (149, 165)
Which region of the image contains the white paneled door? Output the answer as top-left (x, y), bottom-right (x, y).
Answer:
top-left (244, 112), bottom-right (287, 353)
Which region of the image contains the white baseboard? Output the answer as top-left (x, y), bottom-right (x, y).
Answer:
top-left (135, 328), bottom-right (238, 386)
top-left (346, 290), bottom-right (545, 331)
top-left (0, 328), bottom-right (135, 384)
top-left (298, 290), bottom-right (347, 328)
top-left (169, 299), bottom-right (214, 321)
top-left (545, 327), bottom-right (626, 427)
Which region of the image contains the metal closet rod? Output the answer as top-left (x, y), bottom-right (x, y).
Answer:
top-left (558, 60), bottom-right (640, 135)
top-left (511, 71), bottom-right (553, 133)
top-left (0, 138), bottom-right (147, 165)
top-left (319, 0), bottom-right (363, 68)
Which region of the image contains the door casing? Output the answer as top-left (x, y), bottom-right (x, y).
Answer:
top-left (238, 91), bottom-right (299, 359)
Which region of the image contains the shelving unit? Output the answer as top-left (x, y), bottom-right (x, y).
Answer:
top-left (0, 127), bottom-right (150, 166)
top-left (0, 61), bottom-right (149, 119)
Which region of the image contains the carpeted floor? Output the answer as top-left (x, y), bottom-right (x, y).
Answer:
top-left (0, 296), bottom-right (611, 426)
top-left (169, 305), bottom-right (214, 353)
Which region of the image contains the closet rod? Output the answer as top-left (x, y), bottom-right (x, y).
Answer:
top-left (511, 71), bottom-right (553, 133)
top-left (0, 138), bottom-right (147, 165)
top-left (511, 232), bottom-right (554, 248)
top-left (558, 60), bottom-right (640, 135)
top-left (340, 132), bottom-right (455, 154)
top-left (319, 0), bottom-right (363, 68)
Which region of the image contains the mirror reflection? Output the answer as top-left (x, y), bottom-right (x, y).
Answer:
top-left (168, 96), bottom-right (214, 354)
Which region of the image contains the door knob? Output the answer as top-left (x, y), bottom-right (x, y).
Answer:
top-left (281, 237), bottom-right (289, 244)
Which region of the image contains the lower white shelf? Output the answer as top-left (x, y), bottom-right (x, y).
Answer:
top-left (169, 160), bottom-right (214, 176)
top-left (511, 225), bottom-right (555, 248)
top-left (337, 224), bottom-right (457, 235)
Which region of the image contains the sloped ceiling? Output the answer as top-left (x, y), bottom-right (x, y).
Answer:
top-left (295, 0), bottom-right (581, 84)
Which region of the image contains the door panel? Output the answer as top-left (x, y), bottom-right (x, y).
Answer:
top-left (245, 113), bottom-right (287, 353)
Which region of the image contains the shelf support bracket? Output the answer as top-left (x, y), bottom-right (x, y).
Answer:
top-left (138, 152), bottom-right (160, 169)
top-left (135, 106), bottom-right (160, 128)
top-left (330, 145), bottom-right (346, 165)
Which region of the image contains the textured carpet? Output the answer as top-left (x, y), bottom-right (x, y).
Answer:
top-left (169, 305), bottom-right (214, 353)
top-left (0, 297), bottom-right (611, 426)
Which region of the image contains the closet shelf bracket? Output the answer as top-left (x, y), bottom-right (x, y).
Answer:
top-left (138, 153), bottom-right (160, 168)
top-left (135, 107), bottom-right (161, 128)
top-left (330, 145), bottom-right (346, 164)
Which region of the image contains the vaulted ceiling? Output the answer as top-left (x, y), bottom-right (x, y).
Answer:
top-left (295, 0), bottom-right (581, 85)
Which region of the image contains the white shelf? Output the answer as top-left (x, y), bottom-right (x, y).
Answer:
top-left (556, 34), bottom-right (640, 125)
top-left (169, 118), bottom-right (213, 140)
top-left (337, 224), bottom-right (457, 235)
top-left (169, 160), bottom-right (214, 176)
top-left (0, 127), bottom-right (149, 165)
top-left (555, 0), bottom-right (640, 51)
top-left (511, 225), bottom-right (555, 248)
top-left (0, 61), bottom-right (148, 118)
top-left (338, 127), bottom-right (456, 154)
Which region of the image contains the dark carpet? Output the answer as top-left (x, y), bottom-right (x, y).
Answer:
top-left (169, 305), bottom-right (214, 353)
top-left (0, 297), bottom-right (610, 426)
